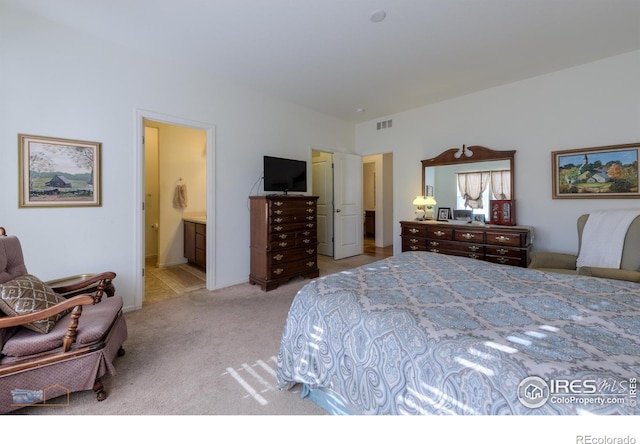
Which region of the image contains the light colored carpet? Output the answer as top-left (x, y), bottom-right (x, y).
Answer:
top-left (11, 252), bottom-right (391, 415)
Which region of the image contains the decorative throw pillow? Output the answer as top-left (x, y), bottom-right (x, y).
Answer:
top-left (0, 274), bottom-right (70, 334)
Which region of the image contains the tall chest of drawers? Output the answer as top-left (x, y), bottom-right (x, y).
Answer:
top-left (249, 195), bottom-right (319, 291)
top-left (400, 220), bottom-right (532, 267)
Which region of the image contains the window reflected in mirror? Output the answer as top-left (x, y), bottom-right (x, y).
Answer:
top-left (425, 160), bottom-right (510, 220)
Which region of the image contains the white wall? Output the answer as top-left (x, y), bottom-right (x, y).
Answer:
top-left (356, 50), bottom-right (640, 255)
top-left (0, 5), bottom-right (355, 311)
top-left (152, 122), bottom-right (207, 267)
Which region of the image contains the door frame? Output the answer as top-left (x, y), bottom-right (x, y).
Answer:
top-left (134, 109), bottom-right (216, 309)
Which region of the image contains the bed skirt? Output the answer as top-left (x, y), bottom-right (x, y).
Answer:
top-left (301, 384), bottom-right (357, 415)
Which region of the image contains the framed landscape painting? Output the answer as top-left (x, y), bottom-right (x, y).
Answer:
top-left (18, 134), bottom-right (102, 207)
top-left (552, 142), bottom-right (640, 199)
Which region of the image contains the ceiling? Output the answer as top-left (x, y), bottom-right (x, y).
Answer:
top-left (6, 0), bottom-right (640, 123)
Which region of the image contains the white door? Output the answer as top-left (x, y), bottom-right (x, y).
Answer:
top-left (333, 152), bottom-right (363, 259)
top-left (312, 151), bottom-right (334, 256)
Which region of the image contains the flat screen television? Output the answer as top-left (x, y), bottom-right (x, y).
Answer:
top-left (263, 155), bottom-right (307, 194)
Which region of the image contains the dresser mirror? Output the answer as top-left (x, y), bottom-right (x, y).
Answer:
top-left (421, 145), bottom-right (516, 222)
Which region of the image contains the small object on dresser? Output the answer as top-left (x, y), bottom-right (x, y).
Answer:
top-left (412, 196), bottom-right (428, 221)
top-left (490, 200), bottom-right (515, 225)
top-left (437, 207), bottom-right (451, 221)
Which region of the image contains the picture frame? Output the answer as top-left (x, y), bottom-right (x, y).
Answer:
top-left (453, 209), bottom-right (472, 221)
top-left (552, 142), bottom-right (640, 199)
top-left (490, 200), bottom-right (515, 226)
top-left (437, 207), bottom-right (451, 221)
top-left (18, 134), bottom-right (102, 208)
top-left (425, 185), bottom-right (434, 197)
top-left (472, 214), bottom-right (486, 224)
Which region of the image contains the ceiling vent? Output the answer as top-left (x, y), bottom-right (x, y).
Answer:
top-left (376, 119), bottom-right (393, 130)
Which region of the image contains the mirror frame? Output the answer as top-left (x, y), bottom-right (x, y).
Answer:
top-left (421, 145), bottom-right (516, 213)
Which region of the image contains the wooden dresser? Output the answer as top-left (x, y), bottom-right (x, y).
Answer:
top-left (400, 220), bottom-right (532, 267)
top-left (249, 195), bottom-right (319, 291)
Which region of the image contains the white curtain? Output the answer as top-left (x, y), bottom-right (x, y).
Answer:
top-left (457, 171), bottom-right (490, 209)
top-left (490, 170), bottom-right (511, 200)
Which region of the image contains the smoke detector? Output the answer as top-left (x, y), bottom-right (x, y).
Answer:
top-left (370, 10), bottom-right (386, 23)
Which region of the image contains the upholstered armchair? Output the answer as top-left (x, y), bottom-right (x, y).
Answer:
top-left (529, 213), bottom-right (640, 282)
top-left (0, 234), bottom-right (128, 413)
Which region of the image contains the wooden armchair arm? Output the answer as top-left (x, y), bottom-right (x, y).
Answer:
top-left (47, 271), bottom-right (116, 300)
top-left (0, 294), bottom-right (94, 329)
top-left (0, 294), bottom-right (96, 351)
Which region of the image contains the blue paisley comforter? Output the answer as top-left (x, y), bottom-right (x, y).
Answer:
top-left (276, 252), bottom-right (640, 415)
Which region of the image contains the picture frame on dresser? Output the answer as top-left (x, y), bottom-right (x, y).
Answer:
top-left (437, 207), bottom-right (451, 221)
top-left (490, 200), bottom-right (515, 225)
top-left (473, 214), bottom-right (486, 224)
top-left (453, 209), bottom-right (472, 221)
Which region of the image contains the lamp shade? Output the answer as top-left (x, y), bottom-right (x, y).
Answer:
top-left (412, 196), bottom-right (429, 206)
top-left (424, 196), bottom-right (437, 207)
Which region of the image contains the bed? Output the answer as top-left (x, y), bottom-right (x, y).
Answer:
top-left (275, 251), bottom-right (640, 415)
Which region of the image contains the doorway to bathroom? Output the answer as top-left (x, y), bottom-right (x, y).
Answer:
top-left (135, 110), bottom-right (215, 309)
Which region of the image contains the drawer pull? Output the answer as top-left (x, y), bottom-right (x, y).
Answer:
top-left (410, 238), bottom-right (419, 243)
top-left (497, 248), bottom-right (509, 255)
top-left (434, 230), bottom-right (445, 237)
top-left (302, 239), bottom-right (311, 244)
top-left (410, 246), bottom-right (419, 251)
top-left (306, 201), bottom-right (315, 206)
top-left (495, 235), bottom-right (511, 243)
top-left (273, 268), bottom-right (284, 275)
top-left (306, 261), bottom-right (315, 267)
top-left (278, 242), bottom-right (289, 247)
top-left (302, 231), bottom-right (310, 236)
top-left (468, 245), bottom-right (480, 251)
top-left (409, 228), bottom-right (419, 234)
top-left (462, 233), bottom-right (475, 240)
top-left (279, 234), bottom-right (288, 239)
top-left (429, 248), bottom-right (440, 253)
top-left (273, 254), bottom-right (284, 261)
top-left (497, 257), bottom-right (509, 263)
top-left (306, 216), bottom-right (315, 221)
top-left (274, 209), bottom-right (283, 215)
top-left (306, 223), bottom-right (315, 228)
top-left (469, 254), bottom-right (480, 259)
top-left (274, 218), bottom-right (283, 223)
top-left (306, 249), bottom-right (315, 254)
top-left (274, 201), bottom-right (284, 206)
top-left (274, 226), bottom-right (283, 231)
top-left (306, 208), bottom-right (315, 213)
top-left (429, 241), bottom-right (439, 246)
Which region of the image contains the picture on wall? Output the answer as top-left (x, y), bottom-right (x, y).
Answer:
top-left (552, 142), bottom-right (639, 199)
top-left (18, 134), bottom-right (102, 207)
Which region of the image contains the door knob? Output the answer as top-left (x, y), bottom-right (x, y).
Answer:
top-left (336, 209), bottom-right (341, 212)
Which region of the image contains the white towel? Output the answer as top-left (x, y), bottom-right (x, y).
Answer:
top-left (576, 210), bottom-right (640, 269)
top-left (173, 184), bottom-right (188, 209)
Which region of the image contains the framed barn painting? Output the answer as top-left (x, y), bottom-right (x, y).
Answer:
top-left (552, 142), bottom-right (640, 199)
top-left (18, 134), bottom-right (102, 207)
